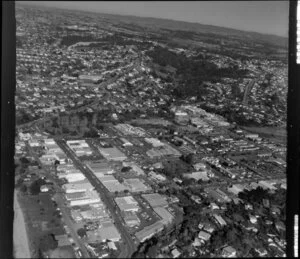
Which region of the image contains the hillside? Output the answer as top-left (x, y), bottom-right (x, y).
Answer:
top-left (17, 2), bottom-right (288, 49)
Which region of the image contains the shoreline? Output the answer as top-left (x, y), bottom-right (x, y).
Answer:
top-left (13, 190), bottom-right (32, 259)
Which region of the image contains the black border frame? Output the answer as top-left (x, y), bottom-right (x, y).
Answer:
top-left (286, 0), bottom-right (300, 257)
top-left (1, 1), bottom-right (299, 258)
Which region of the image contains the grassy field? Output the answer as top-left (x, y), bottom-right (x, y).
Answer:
top-left (18, 192), bottom-right (65, 257)
top-left (49, 246), bottom-right (75, 258)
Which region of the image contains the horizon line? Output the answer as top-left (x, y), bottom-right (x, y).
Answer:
top-left (16, 1), bottom-right (288, 39)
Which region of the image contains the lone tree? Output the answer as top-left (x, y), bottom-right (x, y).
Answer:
top-left (29, 178), bottom-right (46, 195)
top-left (77, 228), bottom-right (87, 238)
top-left (39, 233), bottom-right (58, 252)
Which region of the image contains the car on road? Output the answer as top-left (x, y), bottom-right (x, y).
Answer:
top-left (75, 248), bottom-right (83, 258)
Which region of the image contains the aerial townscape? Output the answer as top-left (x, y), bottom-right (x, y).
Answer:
top-left (14, 2), bottom-right (287, 259)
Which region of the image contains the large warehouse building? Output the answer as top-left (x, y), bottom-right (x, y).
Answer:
top-left (123, 178), bottom-right (152, 193)
top-left (115, 196), bottom-right (140, 212)
top-left (142, 193), bottom-right (168, 208)
top-left (98, 147), bottom-right (127, 161)
top-left (98, 175), bottom-right (127, 193)
top-left (135, 221), bottom-right (164, 243)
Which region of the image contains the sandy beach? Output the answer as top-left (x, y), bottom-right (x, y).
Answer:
top-left (13, 191), bottom-right (31, 258)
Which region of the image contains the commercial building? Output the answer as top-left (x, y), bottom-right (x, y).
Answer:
top-left (222, 246), bottom-right (237, 257)
top-left (71, 210), bottom-right (83, 222)
top-left (258, 180), bottom-right (277, 191)
top-left (58, 172), bottom-right (86, 183)
top-left (124, 162), bottom-right (145, 175)
top-left (57, 164), bottom-right (78, 173)
top-left (123, 178), bottom-right (151, 193)
top-left (44, 138), bottom-right (56, 145)
top-left (122, 211), bottom-right (140, 227)
top-left (44, 143), bottom-right (61, 153)
top-left (227, 184), bottom-right (245, 195)
top-left (120, 138), bottom-right (133, 147)
top-left (98, 175), bottom-right (127, 193)
top-left (66, 191), bottom-right (86, 201)
top-left (66, 140), bottom-right (93, 157)
top-left (153, 207), bottom-right (174, 225)
top-left (135, 221), bottom-right (164, 242)
top-left (80, 207), bottom-right (109, 220)
top-left (146, 144), bottom-right (181, 158)
top-left (171, 249), bottom-right (181, 258)
top-left (63, 181), bottom-right (94, 193)
top-left (148, 171), bottom-right (167, 182)
top-left (193, 162), bottom-right (207, 171)
top-left (98, 147), bottom-right (127, 161)
top-left (40, 153), bottom-right (59, 165)
top-left (86, 161), bottom-right (114, 175)
top-left (68, 190), bottom-right (101, 207)
top-left (115, 196), bottom-right (140, 212)
top-left (213, 214), bottom-right (227, 227)
top-left (183, 171), bottom-right (209, 181)
top-left (114, 123), bottom-right (146, 136)
top-left (206, 188), bottom-right (231, 203)
top-left (144, 138), bottom-right (164, 147)
top-left (102, 182), bottom-right (127, 193)
top-left (142, 193), bottom-right (168, 208)
top-left (28, 140), bottom-right (40, 147)
top-left (174, 111), bottom-right (189, 125)
top-left (198, 231), bottom-right (211, 242)
top-left (97, 222), bottom-right (121, 242)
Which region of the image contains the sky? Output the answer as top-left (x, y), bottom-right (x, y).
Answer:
top-left (19, 1), bottom-right (289, 37)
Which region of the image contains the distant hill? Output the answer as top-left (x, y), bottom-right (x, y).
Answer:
top-left (98, 13), bottom-right (288, 48)
top-left (17, 2), bottom-right (288, 48)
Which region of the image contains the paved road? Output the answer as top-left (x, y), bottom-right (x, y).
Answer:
top-left (56, 139), bottom-right (137, 258)
top-left (53, 193), bottom-right (90, 258)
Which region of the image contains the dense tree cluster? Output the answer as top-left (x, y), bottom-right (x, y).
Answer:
top-left (60, 35), bottom-right (96, 46)
top-left (132, 185), bottom-right (286, 258)
top-left (38, 233), bottom-right (58, 253)
top-left (29, 178), bottom-right (47, 195)
top-left (146, 46), bottom-right (249, 99)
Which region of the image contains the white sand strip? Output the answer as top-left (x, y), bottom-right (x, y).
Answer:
top-left (13, 191), bottom-right (31, 258)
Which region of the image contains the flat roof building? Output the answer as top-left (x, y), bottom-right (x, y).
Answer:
top-left (183, 171), bottom-right (209, 181)
top-left (98, 222), bottom-right (121, 242)
top-left (86, 161), bottom-right (114, 174)
top-left (98, 147), bottom-right (127, 161)
top-left (147, 144), bottom-right (181, 158)
top-left (153, 207), bottom-right (174, 225)
top-left (198, 231), bottom-right (211, 242)
top-left (123, 178), bottom-right (152, 193)
top-left (80, 208), bottom-right (109, 220)
top-left (68, 190), bottom-right (101, 207)
top-left (144, 138), bottom-right (164, 147)
top-left (63, 182), bottom-right (94, 193)
top-left (66, 191), bottom-right (86, 201)
top-left (213, 214), bottom-right (227, 227)
top-left (135, 221), bottom-right (164, 243)
top-left (142, 193), bottom-right (168, 208)
top-left (98, 175), bottom-right (127, 193)
top-left (115, 196), bottom-right (139, 212)
top-left (122, 211), bottom-right (140, 227)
